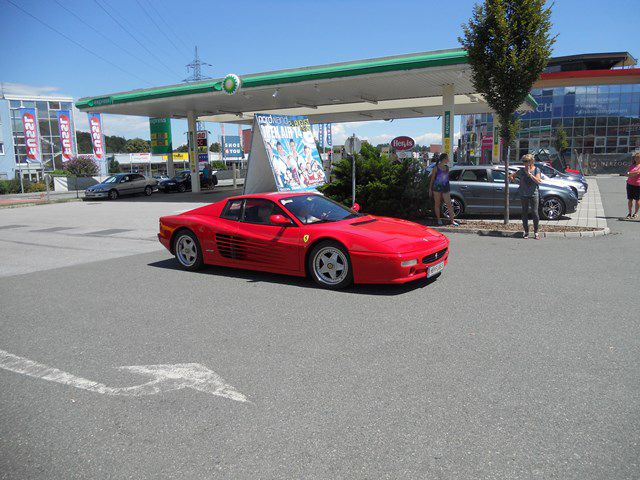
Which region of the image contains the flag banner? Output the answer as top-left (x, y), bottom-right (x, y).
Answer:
top-left (56, 110), bottom-right (74, 160)
top-left (222, 135), bottom-right (243, 160)
top-left (318, 123), bottom-right (325, 150)
top-left (20, 108), bottom-right (40, 163)
top-left (88, 112), bottom-right (107, 175)
top-left (326, 124), bottom-right (332, 149)
top-left (254, 113), bottom-right (326, 192)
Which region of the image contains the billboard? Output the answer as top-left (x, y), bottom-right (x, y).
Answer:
top-left (20, 108), bottom-right (40, 163)
top-left (222, 135), bottom-right (243, 160)
top-left (56, 110), bottom-right (74, 160)
top-left (196, 130), bottom-right (209, 162)
top-left (254, 113), bottom-right (326, 192)
top-left (149, 118), bottom-right (172, 154)
top-left (87, 113), bottom-right (107, 175)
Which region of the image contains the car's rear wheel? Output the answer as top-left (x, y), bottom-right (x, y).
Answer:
top-left (441, 196), bottom-right (464, 218)
top-left (144, 185), bottom-right (153, 196)
top-left (174, 231), bottom-right (204, 271)
top-left (178, 183), bottom-right (186, 193)
top-left (308, 241), bottom-right (353, 289)
top-left (540, 196), bottom-right (565, 220)
top-left (108, 189), bottom-right (118, 200)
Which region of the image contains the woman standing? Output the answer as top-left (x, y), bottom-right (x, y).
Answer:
top-left (509, 153), bottom-right (542, 239)
top-left (429, 153), bottom-right (459, 226)
top-left (624, 152), bottom-right (640, 219)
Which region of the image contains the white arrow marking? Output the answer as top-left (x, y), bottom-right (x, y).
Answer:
top-left (0, 349), bottom-right (248, 402)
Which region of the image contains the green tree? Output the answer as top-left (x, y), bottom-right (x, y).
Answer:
top-left (124, 138), bottom-right (150, 153)
top-left (75, 131), bottom-right (93, 154)
top-left (554, 125), bottom-right (569, 162)
top-left (174, 144), bottom-right (189, 153)
top-left (109, 158), bottom-right (121, 173)
top-left (459, 0), bottom-right (555, 223)
top-left (105, 135), bottom-right (127, 153)
top-left (63, 157), bottom-right (99, 176)
top-left (209, 142), bottom-right (221, 153)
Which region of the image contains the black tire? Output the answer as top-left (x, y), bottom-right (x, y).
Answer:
top-left (441, 196), bottom-right (464, 218)
top-left (540, 196), bottom-right (565, 220)
top-left (144, 185), bottom-right (153, 196)
top-left (178, 183), bottom-right (187, 193)
top-left (108, 189), bottom-right (119, 200)
top-left (308, 240), bottom-right (353, 289)
top-left (172, 230), bottom-right (204, 271)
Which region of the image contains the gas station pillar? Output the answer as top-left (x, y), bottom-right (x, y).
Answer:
top-left (187, 110), bottom-right (201, 193)
top-left (441, 84), bottom-right (455, 161)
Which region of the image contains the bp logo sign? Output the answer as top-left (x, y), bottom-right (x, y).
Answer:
top-left (222, 74), bottom-right (241, 95)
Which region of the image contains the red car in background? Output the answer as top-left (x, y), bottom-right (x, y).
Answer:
top-left (158, 192), bottom-right (449, 289)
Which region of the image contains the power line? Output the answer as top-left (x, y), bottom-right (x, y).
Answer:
top-left (144, 0), bottom-right (192, 55)
top-left (52, 0), bottom-right (174, 80)
top-left (93, 0), bottom-right (181, 79)
top-left (5, 0), bottom-right (153, 86)
top-left (134, 0), bottom-right (189, 59)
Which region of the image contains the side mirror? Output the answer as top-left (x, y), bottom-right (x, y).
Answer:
top-left (270, 214), bottom-right (291, 226)
top-left (351, 203), bottom-right (360, 212)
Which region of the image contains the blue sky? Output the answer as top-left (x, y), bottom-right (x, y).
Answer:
top-left (1, 0), bottom-right (638, 147)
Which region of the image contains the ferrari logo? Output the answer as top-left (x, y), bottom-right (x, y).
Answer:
top-left (303, 235), bottom-right (309, 243)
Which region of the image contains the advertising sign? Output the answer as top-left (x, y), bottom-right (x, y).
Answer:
top-left (390, 136), bottom-right (415, 150)
top-left (56, 110), bottom-right (74, 160)
top-left (255, 113), bottom-right (326, 192)
top-left (326, 124), bottom-right (332, 149)
top-left (149, 118), bottom-right (172, 154)
top-left (87, 113), bottom-right (105, 159)
top-left (318, 123), bottom-right (325, 150)
top-left (443, 110), bottom-right (451, 154)
top-left (222, 135), bottom-right (243, 160)
top-left (20, 108), bottom-right (40, 163)
top-left (196, 130), bottom-right (209, 163)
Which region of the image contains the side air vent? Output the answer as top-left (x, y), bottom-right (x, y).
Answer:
top-left (350, 219), bottom-right (378, 226)
top-left (216, 234), bottom-right (246, 260)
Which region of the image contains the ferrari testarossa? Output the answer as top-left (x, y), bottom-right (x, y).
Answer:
top-left (158, 192), bottom-right (450, 289)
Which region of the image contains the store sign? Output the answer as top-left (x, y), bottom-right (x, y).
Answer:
top-left (20, 108), bottom-right (40, 163)
top-left (149, 118), bottom-right (172, 154)
top-left (87, 113), bottom-right (105, 159)
top-left (222, 135), bottom-right (243, 160)
top-left (390, 136), bottom-right (415, 150)
top-left (131, 153), bottom-right (151, 163)
top-left (443, 111), bottom-right (451, 154)
top-left (163, 153), bottom-right (189, 161)
top-left (56, 110), bottom-right (74, 160)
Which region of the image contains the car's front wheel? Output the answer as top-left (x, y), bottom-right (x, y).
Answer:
top-left (441, 196), bottom-right (464, 218)
top-left (144, 185), bottom-right (153, 196)
top-left (173, 230), bottom-right (204, 271)
top-left (178, 183), bottom-right (187, 193)
top-left (308, 241), bottom-right (353, 289)
top-left (540, 196), bottom-right (565, 220)
top-left (108, 189), bottom-right (118, 200)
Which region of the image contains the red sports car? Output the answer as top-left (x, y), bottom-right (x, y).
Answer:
top-left (158, 192), bottom-right (449, 289)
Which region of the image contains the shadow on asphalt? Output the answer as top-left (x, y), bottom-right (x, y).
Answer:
top-left (81, 188), bottom-right (242, 204)
top-left (147, 257), bottom-right (440, 296)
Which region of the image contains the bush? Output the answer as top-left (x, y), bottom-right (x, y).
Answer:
top-left (210, 161), bottom-right (227, 170)
top-left (26, 181), bottom-right (47, 193)
top-left (319, 142), bottom-right (430, 219)
top-left (49, 169), bottom-right (71, 176)
top-left (0, 178), bottom-right (22, 195)
top-left (63, 157), bottom-right (99, 176)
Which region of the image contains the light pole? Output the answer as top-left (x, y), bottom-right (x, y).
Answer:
top-left (344, 134), bottom-right (361, 205)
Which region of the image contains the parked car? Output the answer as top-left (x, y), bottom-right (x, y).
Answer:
top-left (535, 161), bottom-right (587, 187)
top-left (437, 165), bottom-right (578, 220)
top-left (511, 163), bottom-right (586, 200)
top-left (158, 192), bottom-right (450, 289)
top-left (158, 170), bottom-right (218, 193)
top-left (153, 174), bottom-right (170, 182)
top-left (84, 173), bottom-right (157, 200)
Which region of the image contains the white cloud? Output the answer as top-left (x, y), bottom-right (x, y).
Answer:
top-left (1, 82), bottom-right (64, 97)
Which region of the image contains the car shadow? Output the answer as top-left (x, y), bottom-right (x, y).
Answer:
top-left (82, 188), bottom-right (243, 204)
top-left (147, 258), bottom-right (440, 296)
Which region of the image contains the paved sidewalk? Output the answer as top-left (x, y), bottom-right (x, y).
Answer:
top-left (540, 178), bottom-right (606, 229)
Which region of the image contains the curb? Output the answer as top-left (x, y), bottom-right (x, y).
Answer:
top-left (431, 226), bottom-right (610, 238)
top-left (0, 198), bottom-right (82, 209)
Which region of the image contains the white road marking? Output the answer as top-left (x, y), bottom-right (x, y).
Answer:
top-left (0, 349), bottom-right (248, 402)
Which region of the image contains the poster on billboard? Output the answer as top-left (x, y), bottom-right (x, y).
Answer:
top-left (87, 113), bottom-right (107, 175)
top-left (221, 135), bottom-right (243, 161)
top-left (56, 110), bottom-right (74, 161)
top-left (20, 108), bottom-right (41, 164)
top-left (244, 113), bottom-right (326, 194)
top-left (149, 118), bottom-right (172, 155)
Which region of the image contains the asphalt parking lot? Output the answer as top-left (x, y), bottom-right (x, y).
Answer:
top-left (1, 177), bottom-right (638, 479)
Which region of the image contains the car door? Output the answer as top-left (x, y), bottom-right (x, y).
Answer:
top-left (489, 169), bottom-right (521, 213)
top-left (202, 198), bottom-right (242, 265)
top-left (131, 174), bottom-right (146, 193)
top-left (233, 198), bottom-right (302, 274)
top-left (117, 175), bottom-right (134, 195)
top-left (456, 168), bottom-right (494, 213)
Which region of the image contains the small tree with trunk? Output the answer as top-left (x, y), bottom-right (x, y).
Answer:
top-left (554, 125), bottom-right (569, 165)
top-left (460, 0), bottom-right (555, 223)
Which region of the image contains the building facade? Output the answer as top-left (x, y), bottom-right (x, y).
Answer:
top-left (459, 52), bottom-right (640, 173)
top-left (0, 93), bottom-right (77, 180)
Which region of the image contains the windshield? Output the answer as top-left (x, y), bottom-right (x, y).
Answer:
top-left (103, 176), bottom-right (119, 184)
top-left (176, 171), bottom-right (190, 179)
top-left (280, 195), bottom-right (361, 225)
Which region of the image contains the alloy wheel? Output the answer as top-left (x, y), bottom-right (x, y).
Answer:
top-left (176, 235), bottom-right (198, 267)
top-left (313, 246), bottom-right (348, 286)
top-left (542, 197), bottom-right (563, 220)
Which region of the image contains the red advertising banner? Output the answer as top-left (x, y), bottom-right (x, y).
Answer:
top-left (57, 110), bottom-right (74, 160)
top-left (20, 108), bottom-right (40, 163)
top-left (88, 113), bottom-right (105, 159)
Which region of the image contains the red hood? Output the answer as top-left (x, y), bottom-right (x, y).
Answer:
top-left (330, 215), bottom-right (447, 253)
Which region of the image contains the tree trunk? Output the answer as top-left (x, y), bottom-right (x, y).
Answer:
top-left (503, 143), bottom-right (510, 225)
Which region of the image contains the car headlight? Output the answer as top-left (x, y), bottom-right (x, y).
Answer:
top-left (401, 259), bottom-right (418, 267)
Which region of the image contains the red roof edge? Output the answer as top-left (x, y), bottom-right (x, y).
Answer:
top-left (540, 68), bottom-right (640, 80)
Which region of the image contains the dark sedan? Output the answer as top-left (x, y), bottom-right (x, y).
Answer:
top-left (158, 170), bottom-right (218, 193)
top-left (438, 165), bottom-right (578, 220)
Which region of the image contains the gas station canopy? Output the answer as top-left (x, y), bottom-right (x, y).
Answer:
top-left (76, 48), bottom-right (536, 124)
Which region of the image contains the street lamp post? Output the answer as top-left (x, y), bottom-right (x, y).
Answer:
top-left (344, 134), bottom-right (361, 205)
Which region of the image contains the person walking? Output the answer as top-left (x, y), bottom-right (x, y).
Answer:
top-left (624, 151), bottom-right (640, 219)
top-left (429, 153), bottom-right (459, 226)
top-left (509, 153), bottom-right (542, 239)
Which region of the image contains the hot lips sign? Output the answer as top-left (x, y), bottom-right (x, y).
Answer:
top-left (57, 111), bottom-right (74, 160)
top-left (88, 113), bottom-right (105, 159)
top-left (20, 108), bottom-right (40, 162)
top-left (390, 136), bottom-right (415, 150)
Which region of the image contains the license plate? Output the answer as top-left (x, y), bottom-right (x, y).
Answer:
top-left (427, 261), bottom-right (445, 278)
